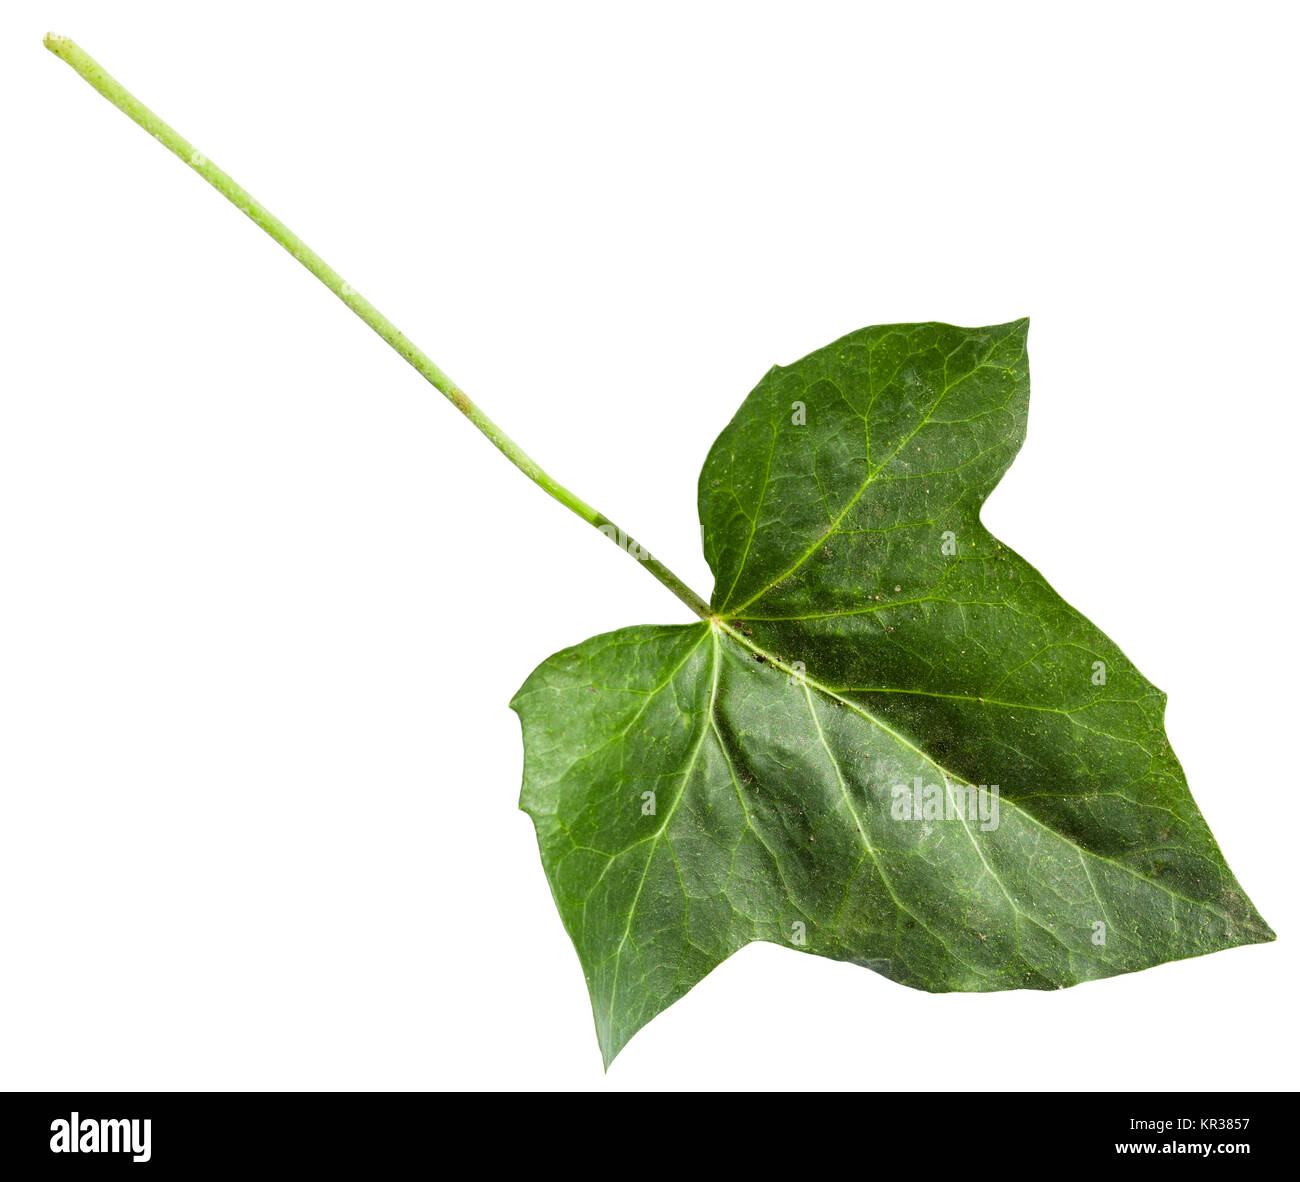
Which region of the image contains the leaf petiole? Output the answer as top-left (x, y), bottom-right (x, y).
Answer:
top-left (43, 33), bottom-right (713, 620)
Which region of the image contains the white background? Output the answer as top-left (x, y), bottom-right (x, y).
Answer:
top-left (2, 2), bottom-right (1296, 1091)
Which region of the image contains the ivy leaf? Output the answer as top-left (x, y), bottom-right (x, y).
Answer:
top-left (513, 320), bottom-right (1273, 1067)
top-left (44, 45), bottom-right (1270, 1076)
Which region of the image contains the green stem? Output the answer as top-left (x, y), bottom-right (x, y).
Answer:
top-left (44, 33), bottom-right (713, 621)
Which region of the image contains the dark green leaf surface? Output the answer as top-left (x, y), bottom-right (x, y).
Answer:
top-left (512, 320), bottom-right (1272, 1066)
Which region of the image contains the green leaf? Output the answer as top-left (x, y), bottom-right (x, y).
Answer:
top-left (44, 41), bottom-right (1272, 1077)
top-left (513, 320), bottom-right (1272, 1067)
